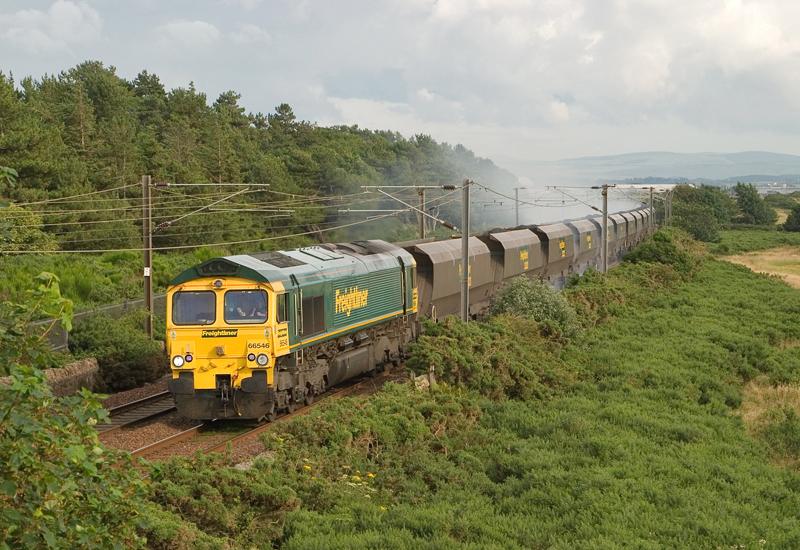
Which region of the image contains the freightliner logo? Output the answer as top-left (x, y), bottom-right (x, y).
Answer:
top-left (201, 329), bottom-right (238, 338)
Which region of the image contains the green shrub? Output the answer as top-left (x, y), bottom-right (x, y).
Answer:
top-left (0, 273), bottom-right (74, 375)
top-left (0, 273), bottom-right (145, 548)
top-left (765, 193), bottom-right (799, 211)
top-left (407, 316), bottom-right (573, 400)
top-left (489, 276), bottom-right (580, 339)
top-left (624, 227), bottom-right (703, 277)
top-left (734, 182), bottom-right (778, 225)
top-left (760, 407), bottom-right (800, 459)
top-left (69, 310), bottom-right (166, 391)
top-left (673, 201), bottom-right (721, 242)
top-left (784, 204), bottom-right (800, 232)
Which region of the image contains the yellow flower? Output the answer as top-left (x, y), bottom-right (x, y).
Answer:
top-left (380, 506), bottom-right (387, 512)
top-left (351, 475), bottom-right (362, 482)
top-left (366, 472), bottom-right (376, 478)
top-left (303, 464), bottom-right (312, 471)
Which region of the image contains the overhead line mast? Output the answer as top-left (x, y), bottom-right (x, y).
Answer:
top-left (142, 175), bottom-right (153, 338)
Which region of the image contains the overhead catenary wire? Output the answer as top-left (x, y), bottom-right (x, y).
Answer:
top-left (472, 182), bottom-right (590, 210)
top-left (14, 183), bottom-right (140, 207)
top-left (53, 218), bottom-right (349, 245)
top-left (40, 191), bottom-right (466, 254)
top-left (154, 188), bottom-right (252, 231)
top-left (545, 186), bottom-right (602, 213)
top-left (3, 193), bottom-right (265, 217)
top-left (11, 191), bottom-right (386, 228)
top-left (1, 212), bottom-right (403, 254)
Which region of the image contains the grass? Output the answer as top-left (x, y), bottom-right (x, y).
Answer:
top-left (711, 227), bottom-right (800, 255)
top-left (724, 247), bottom-right (800, 288)
top-left (140, 231), bottom-right (800, 548)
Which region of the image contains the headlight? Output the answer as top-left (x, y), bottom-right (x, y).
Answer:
top-left (185, 354), bottom-right (193, 363)
top-left (172, 355), bottom-right (185, 368)
top-left (247, 353), bottom-right (256, 362)
top-left (256, 353), bottom-right (269, 366)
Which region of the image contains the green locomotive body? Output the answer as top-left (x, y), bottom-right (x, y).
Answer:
top-left (167, 240), bottom-right (417, 420)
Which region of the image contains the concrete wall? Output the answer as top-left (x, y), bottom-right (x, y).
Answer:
top-left (0, 357), bottom-right (99, 397)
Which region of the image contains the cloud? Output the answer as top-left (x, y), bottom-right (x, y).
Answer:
top-left (0, 0), bottom-right (102, 54)
top-left (230, 24), bottom-right (271, 44)
top-left (221, 0), bottom-right (264, 10)
top-left (8, 0), bottom-right (800, 164)
top-left (156, 20), bottom-right (220, 48)
top-left (548, 100), bottom-right (571, 123)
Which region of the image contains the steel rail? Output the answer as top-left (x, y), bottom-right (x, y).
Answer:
top-left (97, 391), bottom-right (176, 434)
top-left (131, 371), bottom-right (394, 461)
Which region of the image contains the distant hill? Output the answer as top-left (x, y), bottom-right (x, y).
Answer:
top-left (512, 151), bottom-right (800, 185)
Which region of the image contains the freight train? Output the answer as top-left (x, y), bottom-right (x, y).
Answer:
top-left (166, 208), bottom-right (653, 420)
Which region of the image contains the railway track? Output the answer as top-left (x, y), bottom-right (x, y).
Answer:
top-left (131, 371), bottom-right (393, 461)
top-left (97, 390), bottom-right (176, 434)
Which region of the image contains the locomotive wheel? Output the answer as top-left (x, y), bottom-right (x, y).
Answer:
top-left (287, 400), bottom-right (298, 413)
top-left (260, 403), bottom-right (277, 423)
top-left (304, 390), bottom-right (314, 406)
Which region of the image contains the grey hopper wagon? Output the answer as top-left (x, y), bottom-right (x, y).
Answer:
top-left (639, 209), bottom-right (652, 236)
top-left (405, 237), bottom-right (494, 320)
top-left (620, 212), bottom-right (637, 242)
top-left (631, 211), bottom-right (646, 243)
top-left (566, 218), bottom-right (601, 274)
top-left (608, 213), bottom-right (628, 262)
top-left (529, 223), bottom-right (575, 289)
top-left (478, 228), bottom-right (546, 287)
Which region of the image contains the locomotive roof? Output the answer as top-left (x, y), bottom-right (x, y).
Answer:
top-left (170, 239), bottom-right (415, 287)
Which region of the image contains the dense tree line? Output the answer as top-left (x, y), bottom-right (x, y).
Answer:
top-left (670, 183), bottom-right (780, 241)
top-left (0, 61), bottom-right (514, 252)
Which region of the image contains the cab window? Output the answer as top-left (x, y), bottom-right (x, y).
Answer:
top-left (224, 290), bottom-right (268, 324)
top-left (276, 293), bottom-right (288, 323)
top-left (173, 291), bottom-right (216, 325)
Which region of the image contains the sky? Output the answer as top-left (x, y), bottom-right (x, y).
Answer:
top-left (2, 0), bottom-right (800, 175)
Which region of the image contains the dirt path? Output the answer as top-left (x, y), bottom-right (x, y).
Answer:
top-left (724, 246), bottom-right (800, 288)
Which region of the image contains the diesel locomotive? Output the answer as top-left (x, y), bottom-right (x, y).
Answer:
top-left (166, 208), bottom-right (653, 420)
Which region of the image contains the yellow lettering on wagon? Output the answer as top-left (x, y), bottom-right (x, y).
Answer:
top-left (335, 287), bottom-right (369, 317)
top-left (457, 263), bottom-right (473, 287)
top-left (519, 248), bottom-right (529, 270)
top-left (559, 239), bottom-right (567, 258)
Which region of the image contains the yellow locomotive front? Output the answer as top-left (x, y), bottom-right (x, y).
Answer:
top-left (166, 276), bottom-right (290, 419)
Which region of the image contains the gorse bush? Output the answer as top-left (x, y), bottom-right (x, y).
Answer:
top-left (69, 309), bottom-right (166, 391)
top-left (407, 316), bottom-right (573, 400)
top-left (760, 407), bottom-right (800, 459)
top-left (624, 227), bottom-right (704, 276)
top-left (489, 276), bottom-right (580, 339)
top-left (564, 263), bottom-right (683, 327)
